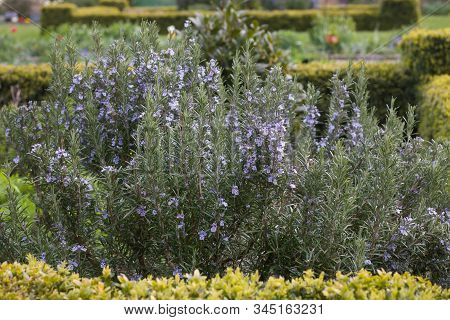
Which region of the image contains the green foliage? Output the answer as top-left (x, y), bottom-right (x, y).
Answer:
top-left (99, 0), bottom-right (130, 11)
top-left (418, 75), bottom-right (450, 140)
top-left (0, 61), bottom-right (420, 122)
top-left (0, 168), bottom-right (37, 263)
top-left (0, 64), bottom-right (51, 106)
top-left (41, 3), bottom-right (78, 31)
top-left (40, 1), bottom-right (419, 31)
top-left (1, 258), bottom-right (448, 299)
top-left (379, 0), bottom-right (421, 30)
top-left (400, 28), bottom-right (450, 75)
top-left (289, 62), bottom-right (418, 120)
top-left (308, 15), bottom-right (356, 54)
top-left (189, 0), bottom-right (286, 77)
top-left (2, 25), bottom-right (449, 286)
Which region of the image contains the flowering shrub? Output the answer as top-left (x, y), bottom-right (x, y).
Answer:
top-left (309, 15), bottom-right (356, 54)
top-left (1, 257), bottom-right (448, 299)
top-left (1, 22), bottom-right (449, 286)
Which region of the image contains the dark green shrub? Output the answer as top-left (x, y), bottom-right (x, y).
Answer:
top-left (41, 3), bottom-right (77, 29)
top-left (379, 0), bottom-right (420, 30)
top-left (400, 28), bottom-right (450, 75)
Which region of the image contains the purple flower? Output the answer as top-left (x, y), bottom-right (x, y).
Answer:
top-left (168, 197), bottom-right (179, 207)
top-left (71, 244), bottom-right (87, 252)
top-left (68, 260), bottom-right (78, 271)
top-left (198, 230), bottom-right (207, 240)
top-left (218, 198), bottom-right (228, 208)
top-left (12, 155), bottom-right (20, 164)
top-left (100, 259), bottom-right (107, 269)
top-left (231, 185), bottom-right (239, 196)
top-left (210, 223), bottom-right (217, 233)
top-left (40, 252), bottom-right (46, 262)
top-left (173, 266), bottom-right (182, 277)
top-left (137, 205), bottom-right (146, 217)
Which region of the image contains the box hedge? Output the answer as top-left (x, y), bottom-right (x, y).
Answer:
top-left (400, 28), bottom-right (450, 75)
top-left (0, 62), bottom-right (418, 121)
top-left (289, 61), bottom-right (418, 120)
top-left (40, 3), bottom-right (77, 31)
top-left (418, 75), bottom-right (450, 140)
top-left (40, 0), bottom-right (419, 31)
top-left (98, 0), bottom-right (129, 11)
top-left (0, 257), bottom-right (448, 299)
top-left (0, 64), bottom-right (51, 107)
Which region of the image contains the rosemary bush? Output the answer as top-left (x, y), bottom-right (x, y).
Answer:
top-left (1, 22), bottom-right (449, 285)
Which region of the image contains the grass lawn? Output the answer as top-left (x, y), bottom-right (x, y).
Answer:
top-left (0, 23), bottom-right (41, 41)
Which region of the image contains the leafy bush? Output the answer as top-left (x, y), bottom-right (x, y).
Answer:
top-left (189, 0), bottom-right (286, 77)
top-left (400, 28), bottom-right (450, 75)
top-left (41, 3), bottom-right (78, 30)
top-left (2, 22), bottom-right (449, 285)
top-left (0, 64), bottom-right (51, 106)
top-left (308, 15), bottom-right (356, 54)
top-left (2, 258), bottom-right (449, 299)
top-left (418, 75), bottom-right (450, 140)
top-left (379, 0), bottom-right (421, 30)
top-left (99, 0), bottom-right (129, 11)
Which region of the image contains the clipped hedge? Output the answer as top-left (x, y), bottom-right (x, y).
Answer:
top-left (418, 75), bottom-right (450, 140)
top-left (400, 28), bottom-right (450, 75)
top-left (40, 0), bottom-right (419, 31)
top-left (290, 62), bottom-right (418, 120)
top-left (1, 258), bottom-right (448, 299)
top-left (379, 0), bottom-right (420, 30)
top-left (40, 3), bottom-right (77, 31)
top-left (0, 64), bottom-right (51, 106)
top-left (0, 62), bottom-right (418, 119)
top-left (98, 0), bottom-right (129, 11)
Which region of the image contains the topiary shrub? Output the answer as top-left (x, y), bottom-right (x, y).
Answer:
top-left (379, 0), bottom-right (420, 30)
top-left (40, 3), bottom-right (77, 29)
top-left (1, 23), bottom-right (449, 285)
top-left (418, 75), bottom-right (450, 140)
top-left (1, 257), bottom-right (448, 299)
top-left (400, 28), bottom-right (450, 76)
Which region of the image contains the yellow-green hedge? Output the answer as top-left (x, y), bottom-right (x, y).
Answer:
top-left (0, 64), bottom-right (51, 106)
top-left (290, 61), bottom-right (418, 120)
top-left (1, 257), bottom-right (448, 299)
top-left (99, 0), bottom-right (129, 11)
top-left (418, 75), bottom-right (450, 140)
top-left (400, 28), bottom-right (450, 75)
top-left (40, 0), bottom-right (419, 31)
top-left (0, 62), bottom-right (418, 120)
